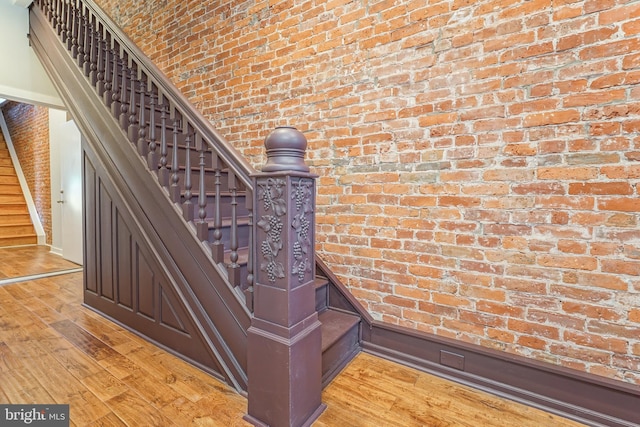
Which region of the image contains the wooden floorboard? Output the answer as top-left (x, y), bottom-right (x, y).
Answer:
top-left (0, 245), bottom-right (80, 280)
top-left (0, 250), bottom-right (586, 426)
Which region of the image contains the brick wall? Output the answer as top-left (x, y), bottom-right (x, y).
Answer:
top-left (94, 0), bottom-right (640, 384)
top-left (2, 102), bottom-right (51, 245)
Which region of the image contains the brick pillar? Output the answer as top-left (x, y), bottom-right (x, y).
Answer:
top-left (245, 127), bottom-right (325, 427)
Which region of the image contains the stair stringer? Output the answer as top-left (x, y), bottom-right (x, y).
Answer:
top-left (29, 6), bottom-right (250, 393)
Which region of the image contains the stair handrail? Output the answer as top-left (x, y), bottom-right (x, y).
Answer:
top-left (66, 0), bottom-right (256, 188)
top-left (35, 0), bottom-right (261, 301)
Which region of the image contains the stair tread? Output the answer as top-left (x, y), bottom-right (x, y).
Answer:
top-left (319, 309), bottom-right (360, 352)
top-left (315, 276), bottom-right (329, 289)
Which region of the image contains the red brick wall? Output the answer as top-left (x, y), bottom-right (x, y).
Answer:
top-left (94, 0), bottom-right (640, 384)
top-left (2, 102), bottom-right (51, 245)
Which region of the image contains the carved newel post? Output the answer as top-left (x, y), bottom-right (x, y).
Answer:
top-left (245, 127), bottom-right (325, 427)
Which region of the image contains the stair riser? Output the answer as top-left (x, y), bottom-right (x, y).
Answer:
top-left (166, 168), bottom-right (240, 194)
top-left (0, 204), bottom-right (29, 213)
top-left (0, 184), bottom-right (22, 194)
top-left (0, 215), bottom-right (32, 225)
top-left (162, 143), bottom-right (215, 169)
top-left (0, 235), bottom-right (37, 246)
top-left (321, 320), bottom-right (360, 384)
top-left (0, 224), bottom-right (36, 236)
top-left (316, 283), bottom-right (329, 313)
top-left (208, 223), bottom-right (250, 250)
top-left (181, 194), bottom-right (249, 221)
top-left (0, 195), bottom-right (27, 204)
top-left (0, 166), bottom-right (19, 176)
top-left (0, 158), bottom-right (14, 167)
top-left (0, 175), bottom-right (19, 185)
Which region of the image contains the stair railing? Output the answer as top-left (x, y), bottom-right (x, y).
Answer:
top-left (34, 0), bottom-right (258, 307)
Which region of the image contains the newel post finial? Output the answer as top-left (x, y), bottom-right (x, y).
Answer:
top-left (262, 126), bottom-right (310, 173)
top-left (245, 126), bottom-right (324, 427)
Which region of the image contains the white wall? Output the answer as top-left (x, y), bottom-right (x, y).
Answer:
top-left (0, 1), bottom-right (64, 108)
top-left (49, 108), bottom-right (63, 255)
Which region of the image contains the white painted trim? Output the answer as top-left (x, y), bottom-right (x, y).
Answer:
top-left (12, 0), bottom-right (33, 8)
top-left (0, 84), bottom-right (65, 110)
top-left (49, 245), bottom-right (63, 256)
top-left (0, 267), bottom-right (83, 287)
top-left (0, 110), bottom-right (46, 244)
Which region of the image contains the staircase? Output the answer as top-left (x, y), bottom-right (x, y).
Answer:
top-left (0, 133), bottom-right (37, 247)
top-left (29, 0), bottom-right (362, 424)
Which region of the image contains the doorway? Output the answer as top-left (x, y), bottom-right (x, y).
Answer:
top-left (49, 109), bottom-right (83, 265)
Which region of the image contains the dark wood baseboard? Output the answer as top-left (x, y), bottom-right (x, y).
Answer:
top-left (361, 321), bottom-right (639, 427)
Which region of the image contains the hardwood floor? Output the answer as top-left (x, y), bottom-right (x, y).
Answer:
top-left (0, 245), bottom-right (80, 280)
top-left (0, 257), bottom-right (585, 426)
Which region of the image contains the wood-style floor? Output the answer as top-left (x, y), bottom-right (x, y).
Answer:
top-left (0, 246), bottom-right (585, 426)
top-left (0, 245), bottom-right (81, 280)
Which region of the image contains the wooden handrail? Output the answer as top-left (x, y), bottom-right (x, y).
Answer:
top-left (44, 0), bottom-right (256, 188)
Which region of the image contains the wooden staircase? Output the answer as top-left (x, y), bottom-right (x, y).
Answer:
top-left (0, 134), bottom-right (37, 247)
top-left (30, 1), bottom-right (363, 424)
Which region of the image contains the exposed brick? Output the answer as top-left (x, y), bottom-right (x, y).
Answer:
top-left (93, 0), bottom-right (640, 385)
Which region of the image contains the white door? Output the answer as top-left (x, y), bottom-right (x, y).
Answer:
top-left (58, 119), bottom-right (83, 265)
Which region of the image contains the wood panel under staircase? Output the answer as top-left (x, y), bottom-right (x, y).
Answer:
top-left (0, 133), bottom-right (37, 247)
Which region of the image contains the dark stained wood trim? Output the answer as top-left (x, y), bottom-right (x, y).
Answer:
top-left (362, 322), bottom-right (639, 427)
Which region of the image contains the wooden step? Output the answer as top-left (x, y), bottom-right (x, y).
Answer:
top-left (0, 194), bottom-right (28, 204)
top-left (319, 309), bottom-right (360, 386)
top-left (0, 183), bottom-right (22, 194)
top-left (0, 157), bottom-right (13, 167)
top-left (0, 175), bottom-right (19, 185)
top-left (0, 213), bottom-right (32, 225)
top-left (0, 223), bottom-right (36, 237)
top-left (0, 166), bottom-right (18, 176)
top-left (0, 203), bottom-right (29, 214)
top-left (0, 234), bottom-right (37, 246)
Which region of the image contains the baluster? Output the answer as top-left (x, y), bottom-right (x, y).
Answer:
top-left (57, 0), bottom-right (64, 35)
top-left (76, 5), bottom-right (85, 65)
top-left (70, 1), bottom-right (79, 57)
top-left (170, 111), bottom-right (182, 203)
top-left (62, 0), bottom-right (69, 45)
top-left (245, 187), bottom-right (254, 310)
top-left (83, 15), bottom-right (92, 76)
top-left (158, 96), bottom-right (169, 187)
top-left (53, 0), bottom-right (60, 33)
top-left (182, 126), bottom-right (194, 221)
top-left (109, 49), bottom-right (121, 113)
top-left (227, 173), bottom-right (240, 286)
top-left (96, 27), bottom-right (106, 96)
top-left (119, 55), bottom-right (130, 130)
top-left (135, 77), bottom-right (147, 155)
top-left (48, 0), bottom-right (55, 24)
top-left (88, 18), bottom-right (98, 84)
top-left (147, 86), bottom-right (159, 170)
top-left (127, 66), bottom-right (139, 142)
top-left (104, 39), bottom-right (114, 106)
top-left (211, 155), bottom-right (223, 263)
top-left (195, 134), bottom-right (209, 241)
